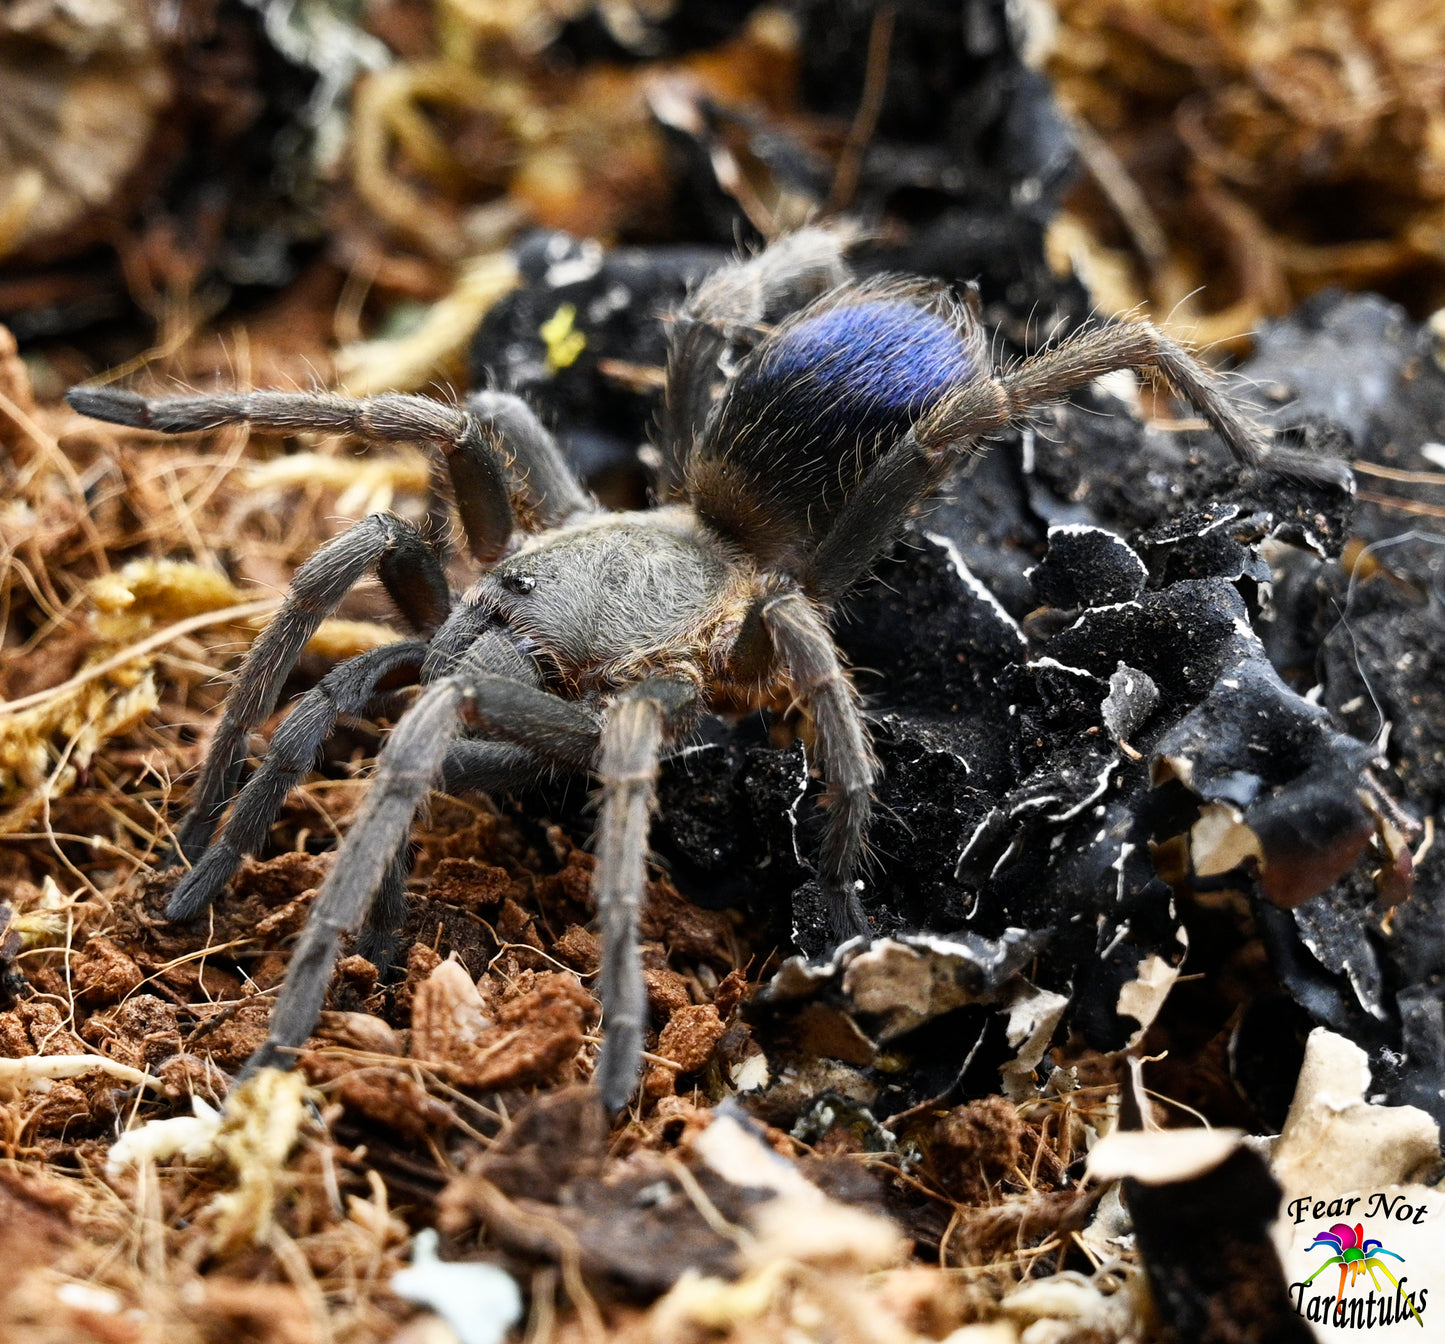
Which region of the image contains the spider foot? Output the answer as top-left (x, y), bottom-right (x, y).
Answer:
top-left (788, 878), bottom-right (873, 958)
top-left (1255, 444), bottom-right (1355, 492)
top-left (237, 1038), bottom-right (292, 1079)
top-left (166, 840), bottom-right (243, 922)
top-left (829, 882), bottom-right (872, 946)
top-left (65, 386), bottom-right (151, 427)
top-left (353, 925), bottom-right (406, 980)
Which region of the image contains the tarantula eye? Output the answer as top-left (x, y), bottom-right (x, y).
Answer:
top-left (501, 573), bottom-right (537, 594)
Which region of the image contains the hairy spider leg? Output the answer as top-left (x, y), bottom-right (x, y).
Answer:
top-left (64, 386), bottom-right (581, 561)
top-left (802, 429), bottom-right (948, 602)
top-left (239, 676), bottom-right (464, 1077)
top-left (465, 390), bottom-right (593, 526)
top-left (438, 739), bottom-right (551, 796)
top-left (241, 629), bottom-right (604, 1077)
top-left (816, 317), bottom-right (1360, 604)
top-left (997, 320), bottom-right (1267, 467)
top-left (64, 382), bottom-right (596, 850)
top-left (168, 639), bottom-right (429, 921)
top-left (919, 316), bottom-right (1351, 488)
top-left (761, 593), bottom-right (875, 942)
top-left (800, 313), bottom-right (1354, 603)
top-left (352, 840), bottom-right (415, 979)
top-left (362, 681), bottom-right (597, 971)
top-left (592, 678), bottom-right (699, 1111)
top-left (176, 513), bottom-right (448, 864)
top-left (809, 312), bottom-right (1294, 601)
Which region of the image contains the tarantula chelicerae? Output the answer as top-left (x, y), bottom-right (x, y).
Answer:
top-left (69, 227), bottom-right (1316, 1110)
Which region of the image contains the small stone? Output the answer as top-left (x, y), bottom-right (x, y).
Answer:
top-left (656, 1004), bottom-right (726, 1074)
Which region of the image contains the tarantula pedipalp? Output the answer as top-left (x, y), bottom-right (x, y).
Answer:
top-left (68, 227), bottom-right (1312, 1111)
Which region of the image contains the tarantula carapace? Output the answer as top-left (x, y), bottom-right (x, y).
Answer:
top-left (68, 227), bottom-right (1310, 1110)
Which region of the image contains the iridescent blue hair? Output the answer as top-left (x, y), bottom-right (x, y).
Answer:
top-left (702, 298), bottom-right (972, 548)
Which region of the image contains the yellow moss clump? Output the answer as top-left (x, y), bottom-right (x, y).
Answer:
top-left (243, 449), bottom-right (432, 519)
top-left (0, 559), bottom-right (401, 833)
top-left (0, 668), bottom-right (159, 832)
top-left (207, 1069), bottom-right (315, 1254)
top-left (90, 558), bottom-right (250, 634)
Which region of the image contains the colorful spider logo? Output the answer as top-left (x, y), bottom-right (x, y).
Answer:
top-left (1302, 1222), bottom-right (1424, 1327)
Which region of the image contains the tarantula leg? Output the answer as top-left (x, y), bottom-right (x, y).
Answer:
top-left (803, 434), bottom-right (939, 603)
top-left (174, 514), bottom-right (448, 863)
top-left (353, 838), bottom-right (414, 972)
top-left (762, 593), bottom-right (874, 943)
top-left (351, 741), bottom-right (553, 968)
top-left (439, 738), bottom-right (548, 796)
top-left (465, 391), bottom-right (592, 525)
top-left (241, 679), bottom-right (465, 1076)
top-left (65, 386), bottom-right (534, 560)
top-left (422, 593), bottom-right (535, 682)
top-left (995, 320), bottom-right (1268, 468)
top-left (592, 678), bottom-right (698, 1113)
top-left (351, 741), bottom-right (557, 969)
top-left (241, 636), bottom-right (602, 1077)
top-left (168, 639), bottom-right (428, 922)
top-left (915, 318), bottom-right (1351, 489)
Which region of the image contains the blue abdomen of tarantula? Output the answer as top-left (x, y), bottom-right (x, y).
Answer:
top-left (700, 300), bottom-right (971, 548)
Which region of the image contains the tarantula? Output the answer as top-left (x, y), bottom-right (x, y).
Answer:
top-left (68, 227), bottom-right (1313, 1110)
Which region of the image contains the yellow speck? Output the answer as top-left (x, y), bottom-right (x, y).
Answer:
top-left (539, 302), bottom-right (587, 372)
